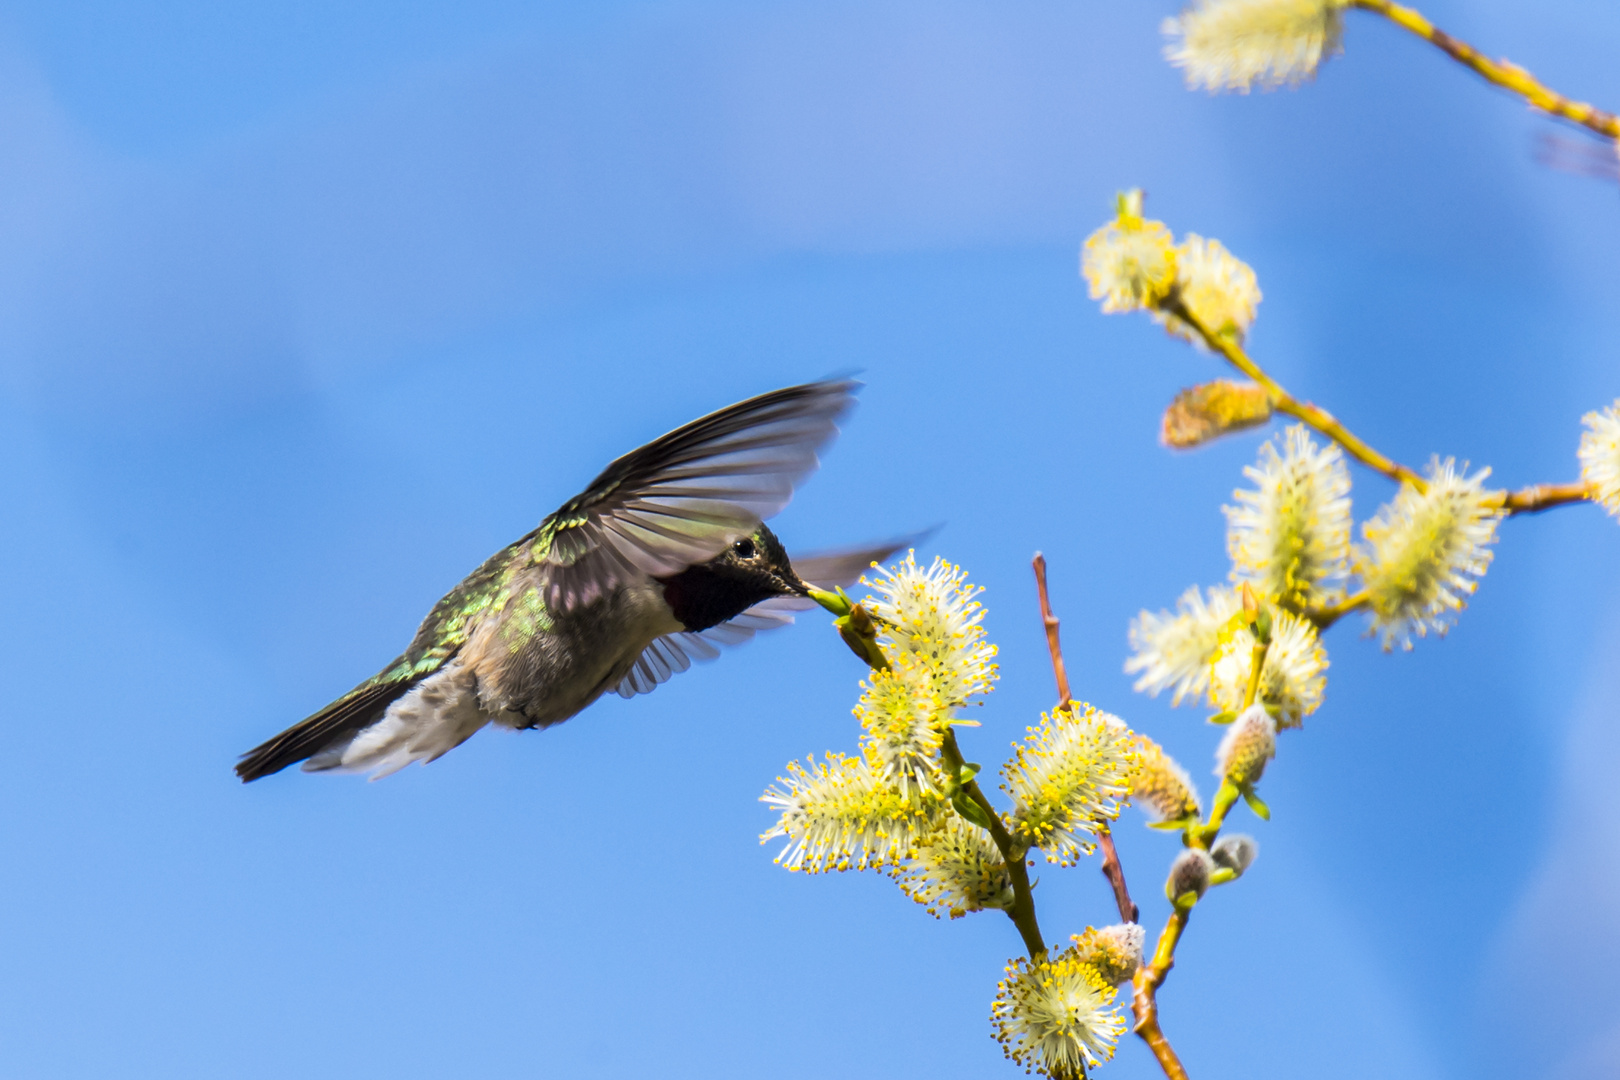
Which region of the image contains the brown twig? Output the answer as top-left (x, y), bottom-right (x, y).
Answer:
top-left (1096, 834), bottom-right (1139, 925)
top-left (1352, 0), bottom-right (1620, 142)
top-left (1033, 553), bottom-right (1073, 707)
top-left (1033, 554), bottom-right (1139, 924)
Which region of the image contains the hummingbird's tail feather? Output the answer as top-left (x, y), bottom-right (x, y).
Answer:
top-left (302, 664), bottom-right (488, 781)
top-left (236, 676), bottom-right (417, 782)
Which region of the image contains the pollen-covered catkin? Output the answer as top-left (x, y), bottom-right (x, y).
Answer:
top-left (898, 817), bottom-right (1013, 919)
top-left (1355, 457), bottom-right (1502, 650)
top-left (1215, 704), bottom-right (1277, 785)
top-left (1160, 235), bottom-right (1263, 346)
top-left (1131, 735), bottom-right (1203, 823)
top-left (862, 552), bottom-right (998, 708)
top-left (1126, 585), bottom-right (1241, 706)
top-left (1208, 608), bottom-right (1327, 729)
top-left (1578, 400), bottom-right (1620, 518)
top-left (1004, 705), bottom-right (1138, 865)
top-left (1162, 380), bottom-right (1273, 449)
top-left (1070, 924), bottom-right (1147, 987)
top-left (759, 753), bottom-right (938, 873)
top-left (1082, 190), bottom-right (1178, 314)
top-left (1164, 0), bottom-right (1348, 93)
top-left (991, 946), bottom-right (1127, 1074)
top-left (1224, 424), bottom-right (1351, 608)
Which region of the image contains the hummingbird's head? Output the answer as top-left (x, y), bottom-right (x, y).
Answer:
top-left (656, 523), bottom-right (810, 632)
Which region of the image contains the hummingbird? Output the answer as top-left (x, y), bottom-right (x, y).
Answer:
top-left (237, 378), bottom-right (904, 782)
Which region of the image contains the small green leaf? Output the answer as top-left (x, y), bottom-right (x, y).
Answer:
top-left (1207, 710), bottom-right (1237, 726)
top-left (959, 762), bottom-right (982, 784)
top-left (1240, 786), bottom-right (1271, 821)
top-left (1208, 867), bottom-right (1238, 888)
top-left (951, 792), bottom-right (995, 831)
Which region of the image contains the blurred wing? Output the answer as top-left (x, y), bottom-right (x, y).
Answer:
top-left (539, 379), bottom-right (858, 611)
top-left (611, 534), bottom-right (925, 700)
top-left (613, 601), bottom-right (800, 699)
top-left (791, 533), bottom-right (931, 591)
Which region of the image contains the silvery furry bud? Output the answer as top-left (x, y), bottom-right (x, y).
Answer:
top-left (1212, 834), bottom-right (1258, 877)
top-left (1166, 847), bottom-right (1215, 902)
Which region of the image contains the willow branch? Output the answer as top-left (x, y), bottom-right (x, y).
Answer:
top-left (1158, 296), bottom-right (1425, 489)
top-left (1303, 589), bottom-right (1371, 632)
top-left (940, 728), bottom-right (1046, 959)
top-left (1161, 297), bottom-right (1598, 525)
top-left (1032, 553), bottom-right (1139, 924)
top-left (1351, 0), bottom-right (1620, 142)
top-left (1494, 480), bottom-right (1595, 516)
top-left (822, 596), bottom-right (1049, 959)
top-left (1133, 634), bottom-right (1272, 1080)
top-left (1033, 553), bottom-right (1074, 707)
top-left (1131, 909), bottom-right (1191, 1080)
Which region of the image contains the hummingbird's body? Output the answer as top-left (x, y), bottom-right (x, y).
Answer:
top-left (237, 379), bottom-right (898, 782)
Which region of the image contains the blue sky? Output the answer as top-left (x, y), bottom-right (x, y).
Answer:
top-left (0, 1), bottom-right (1616, 1077)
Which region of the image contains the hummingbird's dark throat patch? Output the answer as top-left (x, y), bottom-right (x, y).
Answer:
top-left (657, 564), bottom-right (780, 632)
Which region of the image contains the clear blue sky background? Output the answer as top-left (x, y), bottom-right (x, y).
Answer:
top-left (0, 2), bottom-right (1616, 1078)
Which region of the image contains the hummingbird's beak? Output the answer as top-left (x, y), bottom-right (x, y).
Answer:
top-left (779, 568), bottom-right (813, 598)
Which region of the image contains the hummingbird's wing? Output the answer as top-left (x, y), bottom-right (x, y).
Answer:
top-left (791, 535), bottom-right (934, 592)
top-left (537, 379), bottom-right (858, 611)
top-left (612, 535), bottom-right (919, 699)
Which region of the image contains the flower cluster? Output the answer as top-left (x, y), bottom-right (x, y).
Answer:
top-left (1126, 432), bottom-right (1512, 734)
top-left (1225, 425), bottom-right (1351, 608)
top-left (1082, 192), bottom-right (1264, 348)
top-left (1164, 0), bottom-right (1348, 93)
top-left (1159, 234), bottom-right (1263, 347)
top-left (1579, 400), bottom-right (1620, 518)
top-left (1208, 607), bottom-right (1327, 727)
top-left (991, 945), bottom-right (1128, 1077)
top-left (898, 816), bottom-right (1013, 919)
top-left (1004, 706), bottom-right (1138, 866)
top-left (760, 753), bottom-right (937, 873)
top-left (767, 555), bottom-right (1160, 1074)
top-left (1355, 457), bottom-right (1503, 650)
top-left (863, 552), bottom-right (998, 708)
top-left (1126, 584), bottom-right (1240, 706)
top-left (764, 555), bottom-right (1001, 872)
top-left (1129, 734), bottom-right (1202, 824)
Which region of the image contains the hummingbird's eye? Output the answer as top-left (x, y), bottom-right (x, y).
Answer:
top-left (732, 537), bottom-right (756, 559)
